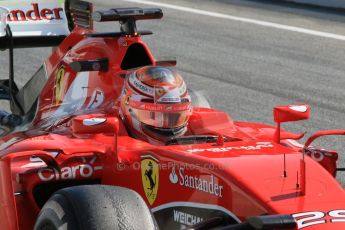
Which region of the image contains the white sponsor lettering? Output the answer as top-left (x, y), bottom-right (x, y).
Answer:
top-left (1, 0), bottom-right (70, 37)
top-left (173, 210), bottom-right (203, 226)
top-left (6, 3), bottom-right (63, 22)
top-left (130, 74), bottom-right (154, 95)
top-left (152, 202), bottom-right (241, 224)
top-left (160, 97), bottom-right (180, 102)
top-left (292, 210), bottom-right (345, 229)
top-left (169, 166), bottom-right (223, 197)
top-left (187, 142), bottom-right (273, 153)
top-left (38, 156), bottom-right (102, 181)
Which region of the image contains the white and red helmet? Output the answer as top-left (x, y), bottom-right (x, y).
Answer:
top-left (119, 66), bottom-right (192, 144)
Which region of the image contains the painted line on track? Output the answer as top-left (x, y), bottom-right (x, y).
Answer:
top-left (122, 0), bottom-right (345, 41)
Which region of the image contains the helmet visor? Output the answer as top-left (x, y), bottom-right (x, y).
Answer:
top-left (129, 101), bottom-right (192, 128)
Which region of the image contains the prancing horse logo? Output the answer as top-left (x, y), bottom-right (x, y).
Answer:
top-left (141, 157), bottom-right (159, 205)
top-left (55, 66), bottom-right (65, 105)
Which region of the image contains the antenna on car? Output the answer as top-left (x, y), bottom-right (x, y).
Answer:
top-left (91, 8), bottom-right (163, 37)
top-left (273, 105), bottom-right (309, 181)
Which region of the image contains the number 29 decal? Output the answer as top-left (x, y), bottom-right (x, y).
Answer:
top-left (292, 210), bottom-right (345, 229)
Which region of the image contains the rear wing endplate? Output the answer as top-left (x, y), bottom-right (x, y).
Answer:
top-left (0, 0), bottom-right (93, 49)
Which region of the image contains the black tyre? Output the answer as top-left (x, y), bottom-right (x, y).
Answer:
top-left (34, 185), bottom-right (157, 230)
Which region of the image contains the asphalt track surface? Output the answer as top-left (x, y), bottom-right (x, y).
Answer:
top-left (1, 0), bottom-right (345, 183)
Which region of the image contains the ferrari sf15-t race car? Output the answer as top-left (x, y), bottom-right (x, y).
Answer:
top-left (0, 0), bottom-right (345, 229)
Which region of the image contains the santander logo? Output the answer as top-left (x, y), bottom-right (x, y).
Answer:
top-left (169, 166), bottom-right (178, 184)
top-left (6, 3), bottom-right (64, 22)
top-left (169, 166), bottom-right (224, 197)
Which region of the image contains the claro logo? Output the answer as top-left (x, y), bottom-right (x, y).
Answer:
top-left (38, 157), bottom-right (103, 182)
top-left (7, 3), bottom-right (64, 22)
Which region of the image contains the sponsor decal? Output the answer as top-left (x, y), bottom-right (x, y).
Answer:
top-left (129, 100), bottom-right (191, 112)
top-left (38, 156), bottom-right (102, 181)
top-left (152, 202), bottom-right (241, 229)
top-left (6, 3), bottom-right (63, 22)
top-left (125, 96), bottom-right (130, 105)
top-left (155, 86), bottom-right (182, 103)
top-left (130, 74), bottom-right (154, 96)
top-left (141, 156), bottom-right (159, 205)
top-left (173, 209), bottom-right (203, 226)
top-left (188, 142), bottom-right (273, 153)
top-left (0, 0), bottom-right (69, 37)
top-left (155, 87), bottom-right (178, 102)
top-left (169, 166), bottom-right (224, 197)
top-left (292, 210), bottom-right (345, 229)
top-left (86, 88), bottom-right (104, 110)
top-left (169, 166), bottom-right (178, 184)
top-left (55, 66), bottom-right (65, 105)
top-left (307, 148), bottom-right (325, 162)
top-left (160, 97), bottom-right (180, 103)
top-left (155, 88), bottom-right (165, 97)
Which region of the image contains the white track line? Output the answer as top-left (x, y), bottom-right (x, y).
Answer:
top-left (122, 0), bottom-right (345, 41)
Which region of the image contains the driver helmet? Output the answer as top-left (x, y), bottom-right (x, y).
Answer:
top-left (119, 66), bottom-right (192, 144)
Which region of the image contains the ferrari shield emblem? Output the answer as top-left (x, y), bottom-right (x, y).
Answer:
top-left (154, 87), bottom-right (165, 101)
top-left (141, 157), bottom-right (159, 205)
top-left (155, 88), bottom-right (164, 96)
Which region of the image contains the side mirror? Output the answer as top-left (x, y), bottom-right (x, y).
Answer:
top-left (72, 114), bottom-right (119, 134)
top-left (274, 104), bottom-right (310, 123)
top-left (273, 104), bottom-right (310, 143)
top-left (72, 114), bottom-right (119, 153)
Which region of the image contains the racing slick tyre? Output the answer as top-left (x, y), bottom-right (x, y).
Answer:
top-left (34, 185), bottom-right (157, 230)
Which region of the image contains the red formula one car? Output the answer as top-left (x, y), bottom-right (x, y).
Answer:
top-left (1, 1), bottom-right (345, 229)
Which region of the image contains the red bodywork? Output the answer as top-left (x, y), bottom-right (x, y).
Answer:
top-left (1, 13), bottom-right (345, 230)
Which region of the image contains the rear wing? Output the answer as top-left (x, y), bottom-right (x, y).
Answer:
top-left (0, 0), bottom-right (93, 49)
top-left (0, 0), bottom-right (93, 117)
